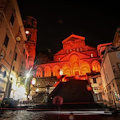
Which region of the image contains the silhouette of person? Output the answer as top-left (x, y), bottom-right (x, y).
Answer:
top-left (69, 112), bottom-right (75, 120)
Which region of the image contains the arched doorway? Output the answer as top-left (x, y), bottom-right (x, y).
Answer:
top-left (36, 67), bottom-right (43, 77)
top-left (62, 64), bottom-right (71, 76)
top-left (44, 66), bottom-right (51, 77)
top-left (92, 60), bottom-right (100, 72)
top-left (52, 65), bottom-right (61, 76)
top-left (70, 54), bottom-right (80, 76)
top-left (80, 61), bottom-right (91, 75)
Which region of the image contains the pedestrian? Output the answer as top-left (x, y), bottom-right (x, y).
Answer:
top-left (69, 112), bottom-right (75, 120)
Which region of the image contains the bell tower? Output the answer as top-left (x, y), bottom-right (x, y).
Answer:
top-left (23, 16), bottom-right (37, 68)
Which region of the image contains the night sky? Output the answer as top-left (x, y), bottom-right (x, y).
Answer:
top-left (17, 0), bottom-right (120, 54)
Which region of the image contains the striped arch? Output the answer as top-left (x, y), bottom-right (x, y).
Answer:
top-left (80, 61), bottom-right (91, 75)
top-left (52, 65), bottom-right (61, 76)
top-left (44, 66), bottom-right (51, 77)
top-left (62, 64), bottom-right (71, 76)
top-left (36, 66), bottom-right (43, 77)
top-left (92, 60), bottom-right (100, 72)
top-left (70, 54), bottom-right (80, 76)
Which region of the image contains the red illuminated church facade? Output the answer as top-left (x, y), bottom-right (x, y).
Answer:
top-left (35, 34), bottom-right (101, 80)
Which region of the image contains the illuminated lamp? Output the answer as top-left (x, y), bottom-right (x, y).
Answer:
top-left (31, 78), bottom-right (36, 85)
top-left (16, 36), bottom-right (21, 42)
top-left (56, 69), bottom-right (63, 79)
top-left (36, 88), bottom-right (39, 93)
top-left (86, 85), bottom-right (92, 91)
top-left (59, 70), bottom-right (63, 75)
top-left (25, 30), bottom-right (30, 34)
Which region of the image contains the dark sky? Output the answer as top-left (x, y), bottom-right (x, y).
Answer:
top-left (17, 0), bottom-right (120, 54)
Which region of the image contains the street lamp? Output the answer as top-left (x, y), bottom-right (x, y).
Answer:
top-left (25, 30), bottom-right (29, 34)
top-left (59, 70), bottom-right (63, 76)
top-left (31, 78), bottom-right (36, 85)
top-left (25, 30), bottom-right (30, 40)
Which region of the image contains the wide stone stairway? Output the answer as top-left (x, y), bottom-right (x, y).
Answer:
top-left (48, 79), bottom-right (94, 103)
top-left (25, 79), bottom-right (114, 114)
top-left (47, 79), bottom-right (107, 110)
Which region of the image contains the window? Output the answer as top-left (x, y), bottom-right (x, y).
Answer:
top-left (112, 65), bottom-right (115, 72)
top-left (109, 85), bottom-right (111, 90)
top-left (77, 48), bottom-right (79, 52)
top-left (94, 87), bottom-right (98, 90)
top-left (27, 34), bottom-right (31, 41)
top-left (91, 54), bottom-right (93, 57)
top-left (14, 52), bottom-right (17, 61)
top-left (13, 66), bottom-right (15, 71)
top-left (113, 83), bottom-right (114, 87)
top-left (80, 48), bottom-right (82, 52)
top-left (3, 34), bottom-right (9, 48)
top-left (116, 52), bottom-right (120, 59)
top-left (10, 13), bottom-right (15, 25)
top-left (117, 63), bottom-right (120, 70)
top-left (23, 49), bottom-right (25, 54)
top-left (93, 78), bottom-right (97, 83)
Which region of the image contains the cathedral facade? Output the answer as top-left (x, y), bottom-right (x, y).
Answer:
top-left (35, 34), bottom-right (101, 82)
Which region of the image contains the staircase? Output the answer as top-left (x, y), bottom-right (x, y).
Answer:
top-left (48, 79), bottom-right (94, 103)
top-left (30, 79), bottom-right (111, 112)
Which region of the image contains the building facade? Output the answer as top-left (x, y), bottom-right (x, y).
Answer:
top-left (0, 0), bottom-right (29, 102)
top-left (100, 28), bottom-right (120, 106)
top-left (36, 34), bottom-right (101, 77)
top-left (33, 34), bottom-right (101, 98)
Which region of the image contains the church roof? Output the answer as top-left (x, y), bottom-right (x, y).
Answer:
top-left (62, 34), bottom-right (85, 44)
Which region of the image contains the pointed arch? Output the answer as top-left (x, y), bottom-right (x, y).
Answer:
top-left (36, 66), bottom-right (43, 77)
top-left (80, 61), bottom-right (91, 75)
top-left (62, 64), bottom-right (71, 76)
top-left (92, 60), bottom-right (100, 72)
top-left (44, 66), bottom-right (51, 77)
top-left (70, 54), bottom-right (80, 76)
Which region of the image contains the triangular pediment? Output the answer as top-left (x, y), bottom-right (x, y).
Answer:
top-left (62, 34), bottom-right (85, 43)
top-left (60, 51), bottom-right (90, 61)
top-left (62, 34), bottom-right (85, 50)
